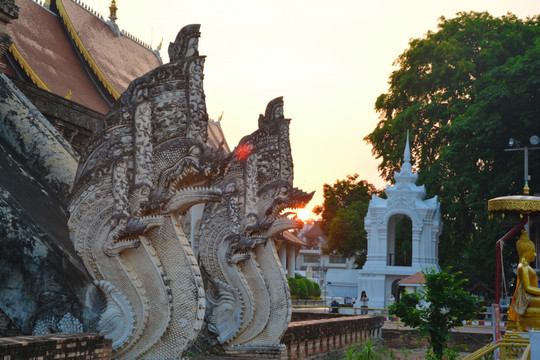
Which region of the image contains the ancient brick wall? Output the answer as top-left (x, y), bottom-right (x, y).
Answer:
top-left (382, 328), bottom-right (492, 353)
top-left (291, 300), bottom-right (327, 308)
top-left (0, 309), bottom-right (21, 337)
top-left (291, 311), bottom-right (348, 322)
top-left (0, 333), bottom-right (111, 360)
top-left (283, 315), bottom-right (384, 360)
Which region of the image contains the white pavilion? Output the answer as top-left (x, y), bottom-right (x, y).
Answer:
top-left (357, 133), bottom-right (442, 309)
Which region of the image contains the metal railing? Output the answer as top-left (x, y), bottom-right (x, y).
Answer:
top-left (295, 304), bottom-right (501, 323)
top-left (462, 332), bottom-right (531, 360)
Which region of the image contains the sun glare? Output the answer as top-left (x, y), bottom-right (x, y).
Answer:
top-left (296, 208), bottom-right (311, 222)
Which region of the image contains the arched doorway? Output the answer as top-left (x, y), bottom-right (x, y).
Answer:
top-left (387, 215), bottom-right (412, 266)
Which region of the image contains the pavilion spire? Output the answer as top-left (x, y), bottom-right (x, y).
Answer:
top-left (394, 129), bottom-right (417, 184)
top-left (403, 129), bottom-right (411, 164)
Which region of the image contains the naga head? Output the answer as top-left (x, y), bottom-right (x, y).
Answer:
top-left (220, 97), bottom-right (314, 263)
top-left (152, 139), bottom-right (223, 194)
top-left (72, 24), bottom-right (224, 257)
top-left (258, 180), bottom-right (314, 238)
top-left (145, 137), bottom-right (223, 218)
top-left (243, 97), bottom-right (313, 236)
top-left (103, 214), bottom-right (165, 256)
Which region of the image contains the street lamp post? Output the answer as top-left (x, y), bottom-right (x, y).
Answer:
top-left (505, 135), bottom-right (540, 265)
top-left (505, 135), bottom-right (540, 195)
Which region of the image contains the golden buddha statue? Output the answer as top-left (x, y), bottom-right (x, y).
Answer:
top-left (508, 229), bottom-right (540, 329)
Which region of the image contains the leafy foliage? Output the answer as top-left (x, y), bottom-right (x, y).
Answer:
top-left (341, 339), bottom-right (383, 360)
top-left (365, 12), bottom-right (540, 285)
top-left (312, 281), bottom-right (322, 297)
top-left (290, 277), bottom-right (307, 298)
top-left (313, 174), bottom-right (379, 267)
top-left (288, 275), bottom-right (321, 299)
top-left (389, 267), bottom-right (480, 360)
top-left (301, 277), bottom-right (314, 295)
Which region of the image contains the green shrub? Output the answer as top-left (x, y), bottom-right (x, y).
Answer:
top-left (341, 339), bottom-right (383, 360)
top-left (296, 278), bottom-right (308, 298)
top-left (301, 278), bottom-right (314, 296)
top-left (288, 276), bottom-right (321, 299)
top-left (312, 281), bottom-right (322, 297)
top-left (287, 277), bottom-right (298, 298)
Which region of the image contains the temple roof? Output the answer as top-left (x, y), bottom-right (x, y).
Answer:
top-left (3, 0), bottom-right (162, 114)
top-left (279, 230), bottom-right (305, 248)
top-left (303, 221), bottom-right (324, 238)
top-left (398, 272), bottom-right (426, 286)
top-left (7, 0), bottom-right (111, 113)
top-left (207, 119), bottom-right (231, 153)
top-left (2, 0), bottom-right (230, 151)
top-left (58, 0), bottom-right (161, 97)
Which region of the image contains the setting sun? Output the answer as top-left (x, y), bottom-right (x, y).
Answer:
top-left (296, 208), bottom-right (311, 222)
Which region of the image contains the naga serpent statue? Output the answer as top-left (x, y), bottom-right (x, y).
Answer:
top-left (196, 97), bottom-right (314, 356)
top-left (68, 25), bottom-right (222, 359)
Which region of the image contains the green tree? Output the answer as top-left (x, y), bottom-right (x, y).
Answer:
top-left (313, 174), bottom-right (379, 268)
top-left (389, 267), bottom-right (480, 360)
top-left (365, 12), bottom-right (540, 285)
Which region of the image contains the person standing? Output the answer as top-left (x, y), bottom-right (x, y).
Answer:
top-left (360, 291), bottom-right (369, 315)
top-left (387, 293), bottom-right (395, 306)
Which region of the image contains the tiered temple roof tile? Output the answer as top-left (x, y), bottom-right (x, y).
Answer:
top-left (8, 0), bottom-right (110, 113)
top-left (59, 0), bottom-right (161, 97)
top-left (3, 0), bottom-right (229, 150)
top-left (398, 272), bottom-right (426, 286)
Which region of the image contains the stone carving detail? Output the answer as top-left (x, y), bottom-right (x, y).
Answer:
top-left (0, 73), bottom-right (107, 338)
top-left (196, 97), bottom-right (313, 355)
top-left (32, 286), bottom-right (87, 335)
top-left (67, 23), bottom-right (310, 359)
top-left (68, 24), bottom-right (222, 359)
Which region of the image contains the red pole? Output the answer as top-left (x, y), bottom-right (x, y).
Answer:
top-left (495, 241), bottom-right (501, 305)
top-left (494, 215), bottom-right (529, 304)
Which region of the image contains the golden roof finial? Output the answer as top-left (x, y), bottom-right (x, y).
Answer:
top-left (108, 0), bottom-right (118, 23)
top-left (524, 180), bottom-right (530, 195)
top-left (157, 38), bottom-right (163, 51)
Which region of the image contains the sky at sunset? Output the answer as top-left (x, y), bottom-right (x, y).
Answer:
top-left (87, 0), bottom-right (540, 217)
